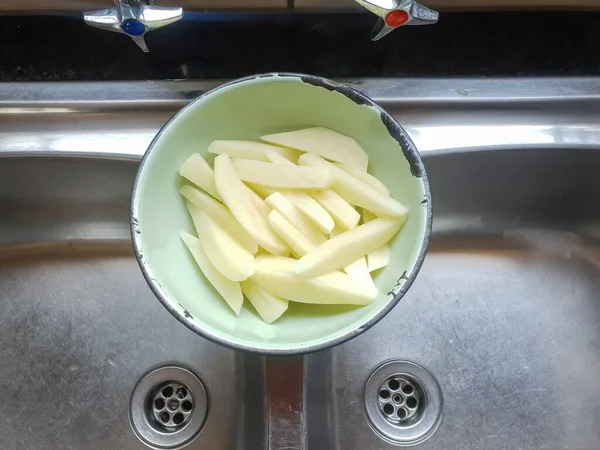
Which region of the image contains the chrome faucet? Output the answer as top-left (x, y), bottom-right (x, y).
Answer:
top-left (84, 0), bottom-right (183, 52)
top-left (354, 0), bottom-right (438, 40)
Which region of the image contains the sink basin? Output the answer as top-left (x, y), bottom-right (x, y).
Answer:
top-left (1, 78), bottom-right (599, 449)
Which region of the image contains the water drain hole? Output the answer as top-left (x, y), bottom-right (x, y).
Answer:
top-left (182, 400), bottom-right (193, 412)
top-left (388, 379), bottom-right (400, 391)
top-left (397, 408), bottom-right (407, 419)
top-left (402, 384), bottom-right (414, 395)
top-left (159, 412), bottom-right (170, 424)
top-left (154, 398), bottom-right (165, 410)
top-left (173, 413), bottom-right (185, 425)
top-left (383, 404), bottom-right (394, 415)
top-left (406, 397), bottom-right (418, 409)
top-left (392, 394), bottom-right (403, 404)
top-left (380, 390), bottom-right (391, 400)
top-left (176, 387), bottom-right (188, 399)
top-left (162, 386), bottom-right (174, 398)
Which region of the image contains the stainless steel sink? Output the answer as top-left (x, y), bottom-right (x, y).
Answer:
top-left (1, 78), bottom-right (600, 449)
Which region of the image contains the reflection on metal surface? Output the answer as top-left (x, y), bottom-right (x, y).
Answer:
top-left (294, 0), bottom-right (600, 10)
top-left (1, 78), bottom-right (599, 160)
top-left (2, 78), bottom-right (600, 449)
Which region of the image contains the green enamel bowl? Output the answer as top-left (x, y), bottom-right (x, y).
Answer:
top-left (131, 73), bottom-right (431, 355)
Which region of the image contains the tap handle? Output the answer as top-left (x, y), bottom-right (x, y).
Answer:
top-left (84, 1), bottom-right (183, 52)
top-left (355, 0), bottom-right (438, 41)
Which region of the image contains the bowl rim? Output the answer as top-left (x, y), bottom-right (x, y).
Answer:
top-left (131, 72), bottom-right (432, 355)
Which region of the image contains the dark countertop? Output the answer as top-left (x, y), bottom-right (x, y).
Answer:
top-left (0, 11), bottom-right (599, 81)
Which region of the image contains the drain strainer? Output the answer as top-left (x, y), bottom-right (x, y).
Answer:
top-left (364, 360), bottom-right (443, 446)
top-left (130, 366), bottom-right (208, 449)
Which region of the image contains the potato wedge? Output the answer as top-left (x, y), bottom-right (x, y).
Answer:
top-left (179, 153), bottom-right (222, 201)
top-left (296, 216), bottom-right (406, 277)
top-left (280, 191), bottom-right (334, 234)
top-left (312, 189), bottom-right (360, 231)
top-left (344, 256), bottom-right (374, 286)
top-left (265, 150), bottom-right (296, 166)
top-left (241, 279), bottom-right (289, 324)
top-left (367, 244), bottom-right (390, 272)
top-left (180, 185), bottom-right (257, 253)
top-left (195, 212), bottom-right (255, 282)
top-left (265, 193), bottom-right (326, 246)
top-left (268, 210), bottom-right (315, 257)
top-left (232, 159), bottom-right (334, 189)
top-left (261, 127), bottom-right (369, 170)
top-left (253, 256), bottom-right (378, 306)
top-left (335, 162), bottom-right (390, 195)
top-left (214, 154), bottom-right (289, 256)
top-left (299, 153), bottom-right (408, 217)
top-left (180, 231), bottom-right (243, 314)
top-left (208, 140), bottom-right (301, 162)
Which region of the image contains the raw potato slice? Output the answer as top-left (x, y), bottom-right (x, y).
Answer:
top-left (268, 210), bottom-right (315, 257)
top-left (241, 279), bottom-right (289, 324)
top-left (179, 154), bottom-right (222, 201)
top-left (253, 256), bottom-right (378, 306)
top-left (344, 256), bottom-right (374, 286)
top-left (214, 154), bottom-right (289, 256)
top-left (232, 159), bottom-right (334, 189)
top-left (280, 191), bottom-right (335, 234)
top-left (265, 150), bottom-right (296, 166)
top-left (208, 140), bottom-right (300, 162)
top-left (296, 216), bottom-right (406, 277)
top-left (312, 189), bottom-right (360, 231)
top-left (261, 127), bottom-right (369, 170)
top-left (367, 244), bottom-right (390, 272)
top-left (265, 193), bottom-right (326, 246)
top-left (246, 183), bottom-right (275, 199)
top-left (335, 162), bottom-right (390, 195)
top-left (196, 212), bottom-right (255, 282)
top-left (243, 184), bottom-right (271, 217)
top-left (180, 185), bottom-right (258, 253)
top-left (299, 153), bottom-right (408, 217)
top-left (180, 231), bottom-right (243, 315)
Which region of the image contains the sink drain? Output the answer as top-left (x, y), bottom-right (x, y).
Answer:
top-left (364, 360), bottom-right (443, 446)
top-left (130, 366), bottom-right (208, 449)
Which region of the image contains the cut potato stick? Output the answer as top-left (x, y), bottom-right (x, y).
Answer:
top-left (246, 151), bottom-right (335, 234)
top-left (253, 256), bottom-right (378, 306)
top-left (180, 231), bottom-right (243, 315)
top-left (280, 191), bottom-right (334, 234)
top-left (214, 154), bottom-right (289, 256)
top-left (208, 140), bottom-right (301, 162)
top-left (179, 154), bottom-right (222, 201)
top-left (296, 216), bottom-right (406, 277)
top-left (299, 153), bottom-right (408, 217)
top-left (241, 279), bottom-right (289, 324)
top-left (367, 244), bottom-right (390, 272)
top-left (344, 256), bottom-right (374, 286)
top-left (265, 193), bottom-right (326, 246)
top-left (265, 150), bottom-right (296, 166)
top-left (335, 162), bottom-right (390, 195)
top-left (243, 184), bottom-right (272, 217)
top-left (312, 189), bottom-right (360, 231)
top-left (232, 159), bottom-right (334, 189)
top-left (181, 185), bottom-right (257, 253)
top-left (245, 183), bottom-right (275, 199)
top-left (195, 212), bottom-right (255, 282)
top-left (261, 127), bottom-right (369, 170)
top-left (268, 210), bottom-right (315, 257)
